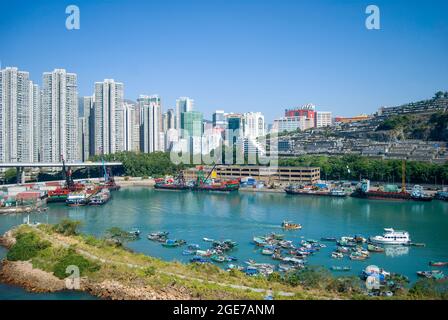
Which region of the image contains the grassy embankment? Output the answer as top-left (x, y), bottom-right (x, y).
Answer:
top-left (2, 221), bottom-right (447, 300)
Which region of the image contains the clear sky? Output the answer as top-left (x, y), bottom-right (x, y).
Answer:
top-left (1, 0), bottom-right (447, 122)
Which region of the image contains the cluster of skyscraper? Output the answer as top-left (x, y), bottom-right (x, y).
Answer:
top-left (0, 66), bottom-right (269, 163)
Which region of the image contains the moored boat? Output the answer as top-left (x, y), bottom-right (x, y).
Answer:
top-left (369, 228), bottom-right (411, 245)
top-left (89, 188), bottom-right (111, 205)
top-left (148, 231), bottom-right (169, 242)
top-left (429, 261), bottom-right (448, 267)
top-left (367, 244), bottom-right (385, 253)
top-left (416, 270), bottom-right (446, 280)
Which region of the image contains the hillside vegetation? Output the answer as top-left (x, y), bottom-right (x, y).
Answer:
top-left (376, 112), bottom-right (448, 142)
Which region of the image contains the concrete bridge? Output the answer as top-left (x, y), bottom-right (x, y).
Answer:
top-left (0, 162), bottom-right (123, 184)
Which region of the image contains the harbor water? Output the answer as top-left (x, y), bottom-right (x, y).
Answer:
top-left (0, 187), bottom-right (447, 299)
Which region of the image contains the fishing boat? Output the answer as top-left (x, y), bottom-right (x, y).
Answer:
top-left (429, 261), bottom-right (448, 267)
top-left (226, 256), bottom-right (238, 262)
top-left (190, 256), bottom-right (209, 264)
top-left (416, 270), bottom-right (445, 280)
top-left (321, 237), bottom-right (337, 242)
top-left (350, 253), bottom-right (368, 261)
top-left (331, 266), bottom-right (351, 272)
top-left (148, 231), bottom-right (169, 242)
top-left (367, 244), bottom-right (385, 253)
top-left (261, 248), bottom-right (274, 255)
top-left (188, 244), bottom-right (200, 250)
top-left (128, 228), bottom-right (140, 237)
top-left (182, 250), bottom-right (196, 255)
top-left (281, 220), bottom-right (302, 230)
top-left (253, 236), bottom-right (268, 246)
top-left (162, 239), bottom-right (186, 247)
top-left (210, 254), bottom-right (226, 263)
top-left (195, 250), bottom-right (212, 257)
top-left (369, 228), bottom-right (411, 245)
top-left (203, 237), bottom-right (214, 242)
top-left (409, 242), bottom-right (426, 247)
top-left (331, 252), bottom-right (344, 259)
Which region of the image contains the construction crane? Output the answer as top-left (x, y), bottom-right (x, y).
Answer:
top-left (61, 155), bottom-right (74, 190)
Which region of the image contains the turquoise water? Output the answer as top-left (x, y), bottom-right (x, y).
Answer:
top-left (1, 187), bottom-right (447, 299)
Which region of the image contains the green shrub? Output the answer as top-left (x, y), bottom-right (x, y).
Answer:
top-left (409, 278), bottom-right (448, 299)
top-left (142, 266), bottom-right (156, 277)
top-left (53, 219), bottom-right (83, 236)
top-left (7, 232), bottom-right (51, 261)
top-left (284, 266), bottom-right (333, 289)
top-left (52, 248), bottom-right (100, 279)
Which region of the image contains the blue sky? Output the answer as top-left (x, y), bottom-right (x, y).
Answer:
top-left (1, 0), bottom-right (447, 122)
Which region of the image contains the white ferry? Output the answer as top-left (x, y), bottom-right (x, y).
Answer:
top-left (369, 228), bottom-right (411, 245)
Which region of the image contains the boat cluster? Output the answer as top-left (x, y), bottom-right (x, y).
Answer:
top-left (147, 231), bottom-right (187, 247)
top-left (328, 235), bottom-right (372, 261)
top-left (186, 239), bottom-right (239, 264)
top-left (249, 233), bottom-right (327, 275)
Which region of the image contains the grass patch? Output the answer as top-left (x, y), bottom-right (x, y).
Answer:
top-left (6, 232), bottom-right (51, 261)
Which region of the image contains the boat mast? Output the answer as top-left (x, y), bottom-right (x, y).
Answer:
top-left (401, 159), bottom-right (406, 193)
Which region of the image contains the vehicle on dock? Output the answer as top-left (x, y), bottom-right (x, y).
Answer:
top-left (369, 228), bottom-right (411, 245)
top-left (281, 220), bottom-right (302, 230)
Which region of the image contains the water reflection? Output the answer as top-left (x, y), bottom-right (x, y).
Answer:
top-left (384, 246), bottom-right (410, 257)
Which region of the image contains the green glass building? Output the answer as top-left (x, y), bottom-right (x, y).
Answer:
top-left (180, 111), bottom-right (203, 138)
